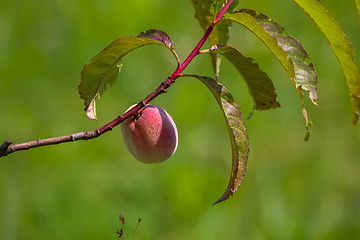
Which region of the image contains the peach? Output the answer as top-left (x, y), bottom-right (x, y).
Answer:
top-left (121, 104), bottom-right (178, 163)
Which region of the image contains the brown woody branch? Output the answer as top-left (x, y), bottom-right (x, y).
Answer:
top-left (0, 77), bottom-right (175, 158)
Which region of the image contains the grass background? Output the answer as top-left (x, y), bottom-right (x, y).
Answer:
top-left (0, 0), bottom-right (359, 239)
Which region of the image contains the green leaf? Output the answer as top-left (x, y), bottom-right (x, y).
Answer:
top-left (79, 30), bottom-right (176, 119)
top-left (355, 0), bottom-right (360, 23)
top-left (222, 10), bottom-right (317, 139)
top-left (191, 0), bottom-right (238, 77)
top-left (292, 0), bottom-right (360, 124)
top-left (182, 74), bottom-right (249, 204)
top-left (209, 45), bottom-right (280, 111)
top-left (249, 10), bottom-right (318, 104)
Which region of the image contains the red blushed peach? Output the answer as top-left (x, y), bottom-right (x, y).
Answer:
top-left (121, 104), bottom-right (178, 163)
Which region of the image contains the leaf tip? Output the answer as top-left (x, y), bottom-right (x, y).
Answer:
top-left (212, 191), bottom-right (234, 205)
top-left (86, 98), bottom-right (97, 120)
top-left (138, 29), bottom-right (174, 49)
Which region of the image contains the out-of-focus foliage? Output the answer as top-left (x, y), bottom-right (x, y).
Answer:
top-left (0, 0), bottom-right (359, 240)
top-left (191, 0), bottom-right (239, 45)
top-left (191, 0), bottom-right (239, 77)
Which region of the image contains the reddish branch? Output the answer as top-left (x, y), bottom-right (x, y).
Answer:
top-left (0, 0), bottom-right (234, 158)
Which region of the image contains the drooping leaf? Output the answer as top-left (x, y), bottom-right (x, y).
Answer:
top-left (209, 45), bottom-right (280, 111)
top-left (292, 0), bottom-right (360, 124)
top-left (182, 74), bottom-right (249, 204)
top-left (222, 10), bottom-right (317, 139)
top-left (191, 0), bottom-right (238, 77)
top-left (221, 11), bottom-right (293, 78)
top-left (245, 9), bottom-right (318, 105)
top-left (79, 30), bottom-right (176, 119)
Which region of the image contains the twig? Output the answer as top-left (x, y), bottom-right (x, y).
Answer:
top-left (0, 0), bottom-right (234, 158)
top-left (0, 77), bottom-right (174, 158)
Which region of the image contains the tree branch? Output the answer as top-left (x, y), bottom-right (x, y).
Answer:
top-left (0, 1), bottom-right (234, 158)
top-left (0, 77), bottom-right (175, 158)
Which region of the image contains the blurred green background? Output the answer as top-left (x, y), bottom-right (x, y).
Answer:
top-left (1, 0), bottom-right (359, 239)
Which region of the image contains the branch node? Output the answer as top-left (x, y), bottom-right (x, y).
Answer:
top-left (95, 129), bottom-right (101, 136)
top-left (162, 77), bottom-right (175, 89)
top-left (167, 76), bottom-right (175, 84)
